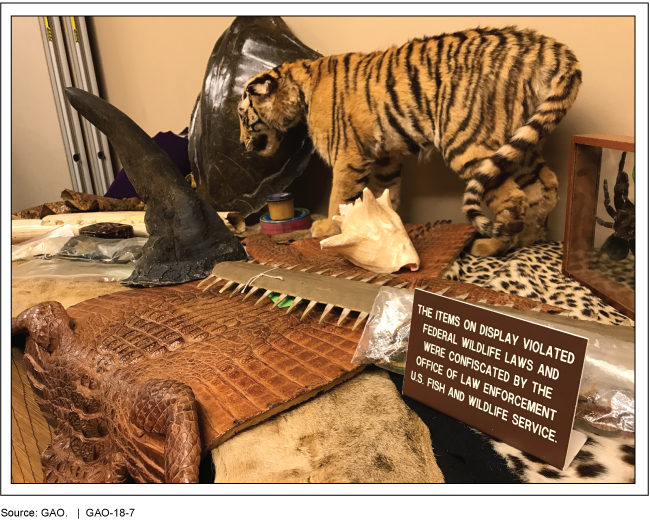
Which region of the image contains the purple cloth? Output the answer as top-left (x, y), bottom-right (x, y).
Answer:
top-left (104, 131), bottom-right (191, 199)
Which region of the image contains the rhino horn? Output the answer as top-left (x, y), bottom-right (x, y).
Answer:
top-left (64, 87), bottom-right (247, 286)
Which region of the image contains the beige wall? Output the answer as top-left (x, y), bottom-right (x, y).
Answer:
top-left (90, 17), bottom-right (234, 137)
top-left (66, 17), bottom-right (638, 239)
top-left (12, 16), bottom-right (73, 213)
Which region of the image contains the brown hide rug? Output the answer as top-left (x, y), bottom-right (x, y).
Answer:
top-left (212, 367), bottom-right (443, 483)
top-left (11, 271), bottom-right (443, 483)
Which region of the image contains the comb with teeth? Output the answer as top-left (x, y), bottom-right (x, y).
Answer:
top-left (197, 221), bottom-right (574, 331)
top-left (198, 260), bottom-right (382, 330)
top-left (197, 260), bottom-right (515, 330)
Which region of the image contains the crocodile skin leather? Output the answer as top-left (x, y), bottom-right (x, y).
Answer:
top-left (12, 284), bottom-right (364, 483)
top-left (397, 222), bottom-right (476, 279)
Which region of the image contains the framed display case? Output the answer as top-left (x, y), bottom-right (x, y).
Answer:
top-left (562, 134), bottom-right (635, 320)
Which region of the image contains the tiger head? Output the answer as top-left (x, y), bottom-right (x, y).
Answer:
top-left (238, 70), bottom-right (304, 156)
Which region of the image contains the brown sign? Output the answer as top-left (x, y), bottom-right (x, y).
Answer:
top-left (403, 289), bottom-right (589, 470)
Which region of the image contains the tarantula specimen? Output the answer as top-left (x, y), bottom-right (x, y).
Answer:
top-left (595, 151), bottom-right (635, 260)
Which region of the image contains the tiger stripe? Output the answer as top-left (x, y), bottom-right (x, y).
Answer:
top-left (239, 26), bottom-right (581, 255)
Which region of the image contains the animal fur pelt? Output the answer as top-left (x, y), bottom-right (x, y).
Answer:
top-left (486, 432), bottom-right (635, 483)
top-left (212, 367), bottom-right (444, 483)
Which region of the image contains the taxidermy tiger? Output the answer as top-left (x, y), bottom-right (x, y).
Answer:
top-left (238, 26), bottom-right (581, 256)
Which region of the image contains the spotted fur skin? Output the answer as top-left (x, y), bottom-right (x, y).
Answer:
top-left (238, 26), bottom-right (581, 256)
top-left (484, 432), bottom-right (635, 483)
top-left (443, 241), bottom-right (633, 326)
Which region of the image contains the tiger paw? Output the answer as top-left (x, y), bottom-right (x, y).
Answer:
top-left (470, 237), bottom-right (513, 257)
top-left (311, 218), bottom-right (341, 238)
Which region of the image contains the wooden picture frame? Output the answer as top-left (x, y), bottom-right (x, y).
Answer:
top-left (562, 134), bottom-right (635, 320)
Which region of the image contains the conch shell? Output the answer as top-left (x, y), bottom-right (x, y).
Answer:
top-left (320, 188), bottom-right (420, 273)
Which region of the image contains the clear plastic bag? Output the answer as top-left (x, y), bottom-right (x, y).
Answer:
top-left (504, 307), bottom-right (635, 437)
top-left (571, 320), bottom-right (635, 437)
top-left (11, 225), bottom-right (75, 261)
top-left (11, 259), bottom-right (136, 281)
top-left (353, 287), bottom-right (635, 435)
top-left (352, 287), bottom-right (414, 373)
top-left (575, 388), bottom-right (634, 437)
top-left (56, 236), bottom-right (147, 263)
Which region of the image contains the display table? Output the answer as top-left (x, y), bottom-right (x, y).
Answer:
top-left (11, 241), bottom-right (635, 483)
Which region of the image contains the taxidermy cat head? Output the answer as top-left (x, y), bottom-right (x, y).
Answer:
top-left (238, 70), bottom-right (304, 156)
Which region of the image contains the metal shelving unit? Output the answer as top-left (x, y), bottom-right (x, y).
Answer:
top-left (39, 16), bottom-right (114, 195)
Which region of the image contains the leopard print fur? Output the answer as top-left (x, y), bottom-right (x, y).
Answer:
top-left (444, 241), bottom-right (632, 326)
